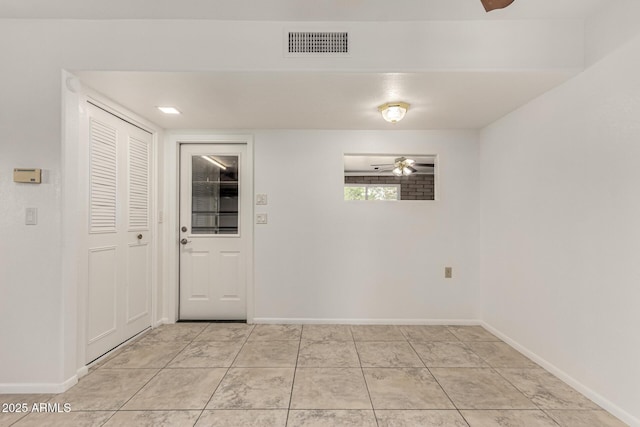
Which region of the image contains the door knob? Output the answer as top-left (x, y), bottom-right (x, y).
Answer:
top-left (180, 238), bottom-right (190, 245)
top-left (137, 234), bottom-right (143, 240)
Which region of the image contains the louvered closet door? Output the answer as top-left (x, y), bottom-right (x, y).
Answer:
top-left (86, 104), bottom-right (152, 363)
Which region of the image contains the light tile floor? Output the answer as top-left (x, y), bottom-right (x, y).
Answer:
top-left (0, 323), bottom-right (628, 427)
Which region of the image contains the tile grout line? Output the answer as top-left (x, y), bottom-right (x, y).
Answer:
top-left (538, 409), bottom-right (563, 427)
top-left (97, 325), bottom-right (204, 425)
top-left (407, 339), bottom-right (470, 427)
top-left (193, 323), bottom-right (256, 426)
top-left (489, 364), bottom-right (556, 416)
top-left (175, 323), bottom-right (216, 427)
top-left (351, 325), bottom-right (380, 427)
top-left (284, 325), bottom-right (304, 427)
top-left (446, 325), bottom-right (551, 417)
top-left (8, 324), bottom-right (616, 426)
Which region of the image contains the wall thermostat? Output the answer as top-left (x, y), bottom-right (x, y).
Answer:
top-left (13, 168), bottom-right (42, 183)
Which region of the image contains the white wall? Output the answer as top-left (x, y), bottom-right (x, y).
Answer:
top-left (253, 130), bottom-right (479, 321)
top-left (0, 13), bottom-right (637, 414)
top-left (585, 0), bottom-right (640, 66)
top-left (0, 17), bottom-right (579, 391)
top-left (479, 34), bottom-right (640, 425)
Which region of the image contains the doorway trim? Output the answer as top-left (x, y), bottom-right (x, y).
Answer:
top-left (164, 133), bottom-right (254, 323)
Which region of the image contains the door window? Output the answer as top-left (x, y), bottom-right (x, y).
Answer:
top-left (191, 155), bottom-right (239, 235)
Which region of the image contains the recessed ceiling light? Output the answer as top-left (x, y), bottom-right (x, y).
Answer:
top-left (157, 106), bottom-right (181, 115)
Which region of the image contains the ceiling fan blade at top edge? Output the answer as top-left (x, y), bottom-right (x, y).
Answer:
top-left (481, 0), bottom-right (515, 12)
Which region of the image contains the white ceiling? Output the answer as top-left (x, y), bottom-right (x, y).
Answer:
top-left (52, 0), bottom-right (609, 130)
top-left (76, 71), bottom-right (575, 130)
top-left (0, 0), bottom-right (607, 21)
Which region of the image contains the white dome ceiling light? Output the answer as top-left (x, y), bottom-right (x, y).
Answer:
top-left (378, 102), bottom-right (410, 124)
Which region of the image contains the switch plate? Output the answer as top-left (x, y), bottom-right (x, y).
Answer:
top-left (256, 194), bottom-right (268, 205)
top-left (445, 267), bottom-right (453, 279)
top-left (25, 207), bottom-right (37, 225)
top-left (256, 213), bottom-right (268, 224)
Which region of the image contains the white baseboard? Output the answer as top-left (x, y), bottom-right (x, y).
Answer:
top-left (76, 366), bottom-right (89, 380)
top-left (481, 321), bottom-right (639, 427)
top-left (252, 317), bottom-right (481, 325)
top-left (0, 375), bottom-right (77, 394)
top-left (153, 318), bottom-right (169, 328)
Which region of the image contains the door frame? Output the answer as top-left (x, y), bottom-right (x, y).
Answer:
top-left (164, 134), bottom-right (254, 323)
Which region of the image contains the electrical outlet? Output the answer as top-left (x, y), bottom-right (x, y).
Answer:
top-left (445, 267), bottom-right (453, 279)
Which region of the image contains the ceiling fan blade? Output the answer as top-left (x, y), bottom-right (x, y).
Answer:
top-left (413, 163), bottom-right (435, 167)
top-left (481, 0), bottom-right (515, 12)
top-left (370, 163), bottom-right (394, 166)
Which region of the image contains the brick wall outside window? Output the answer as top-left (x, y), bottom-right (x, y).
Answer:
top-left (345, 174), bottom-right (435, 200)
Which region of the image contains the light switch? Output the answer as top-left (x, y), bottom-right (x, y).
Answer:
top-left (256, 194), bottom-right (268, 205)
top-left (25, 208), bottom-right (37, 225)
top-left (256, 213), bottom-right (268, 224)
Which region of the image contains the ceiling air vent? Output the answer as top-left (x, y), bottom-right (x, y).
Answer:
top-left (287, 31), bottom-right (349, 55)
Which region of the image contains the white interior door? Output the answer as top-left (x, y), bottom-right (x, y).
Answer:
top-left (179, 144), bottom-right (249, 320)
top-left (85, 104), bottom-right (152, 362)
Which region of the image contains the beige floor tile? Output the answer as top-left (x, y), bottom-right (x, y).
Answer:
top-left (0, 394), bottom-right (53, 426)
top-left (0, 412), bottom-right (27, 427)
top-left (196, 410), bottom-right (288, 426)
top-left (103, 410), bottom-right (200, 426)
top-left (49, 369), bottom-right (158, 410)
top-left (466, 342), bottom-right (537, 368)
top-left (497, 368), bottom-right (599, 410)
top-left (123, 368), bottom-right (226, 410)
top-left (12, 411), bottom-right (114, 427)
top-left (399, 325), bottom-right (459, 341)
top-left (233, 340), bottom-right (299, 367)
top-left (297, 341), bottom-right (360, 367)
top-left (207, 368), bottom-right (294, 409)
top-left (461, 409), bottom-right (559, 426)
top-left (8, 323), bottom-right (625, 427)
top-left (100, 340), bottom-right (189, 369)
top-left (0, 394), bottom-right (53, 405)
top-left (356, 342), bottom-right (424, 368)
top-left (168, 340), bottom-right (243, 368)
top-left (288, 410), bottom-right (377, 427)
top-left (430, 368), bottom-right (536, 410)
top-left (447, 326), bottom-right (500, 342)
top-left (291, 368), bottom-right (371, 410)
top-left (195, 323), bottom-right (255, 341)
top-left (248, 324), bottom-right (302, 341)
top-left (411, 341), bottom-right (488, 367)
top-left (363, 368), bottom-right (454, 410)
top-left (375, 410), bottom-right (468, 426)
top-left (351, 325), bottom-right (405, 341)
top-left (301, 325), bottom-right (353, 341)
top-left (545, 410), bottom-right (628, 427)
top-left (139, 323), bottom-right (208, 342)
